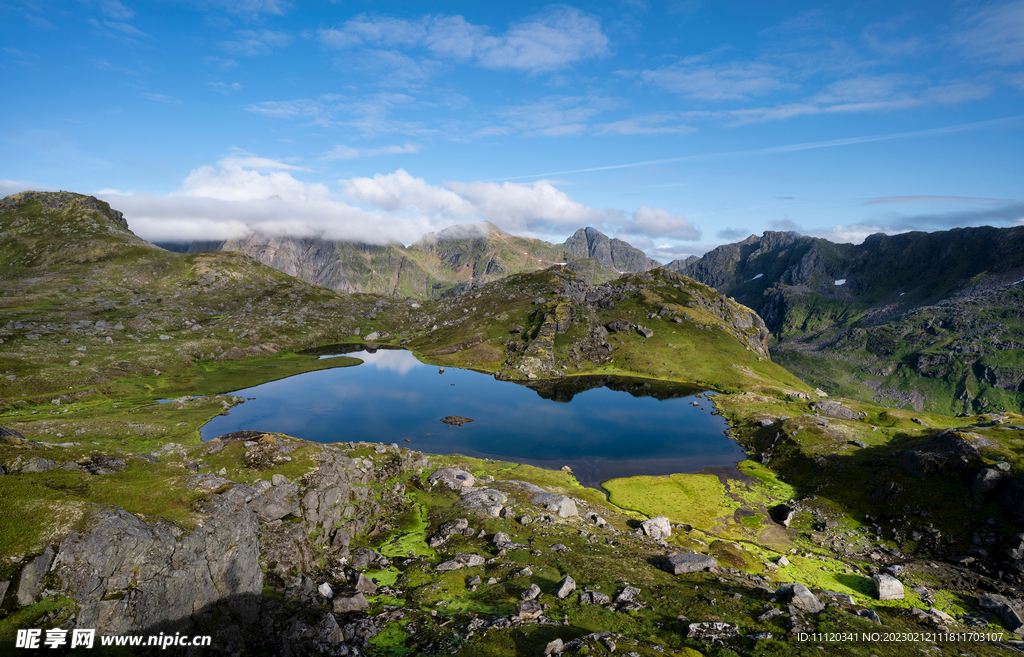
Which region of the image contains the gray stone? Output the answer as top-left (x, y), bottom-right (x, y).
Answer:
top-left (332, 591), bottom-right (369, 613)
top-left (436, 553), bottom-right (486, 572)
top-left (427, 467), bottom-right (476, 490)
top-left (769, 504), bottom-right (795, 527)
top-left (636, 326), bottom-right (654, 338)
top-left (972, 468), bottom-right (1005, 503)
top-left (544, 638), bottom-right (564, 655)
top-left (350, 547), bottom-right (388, 570)
top-left (979, 593), bottom-right (1011, 609)
top-left (517, 599), bottom-right (543, 619)
top-left (21, 457), bottom-right (58, 473)
top-left (317, 613), bottom-right (345, 643)
top-left (663, 552), bottom-right (717, 575)
top-left (554, 575), bottom-right (576, 599)
top-left (531, 492), bottom-right (577, 518)
top-left (776, 583), bottom-right (824, 613)
top-left (493, 531), bottom-right (511, 545)
top-left (687, 622), bottom-right (739, 642)
top-left (856, 609), bottom-right (881, 623)
top-left (641, 516), bottom-right (672, 540)
top-left (457, 489), bottom-right (508, 517)
top-left (317, 582), bottom-right (334, 598)
top-left (998, 604), bottom-right (1024, 635)
top-left (580, 589), bottom-right (611, 605)
top-left (615, 586), bottom-right (641, 604)
top-left (258, 479), bottom-right (300, 521)
top-left (522, 583), bottom-right (541, 600)
top-left (0, 580), bottom-right (8, 606)
top-left (429, 518), bottom-right (469, 548)
top-left (16, 547), bottom-right (55, 606)
top-left (355, 573), bottom-right (378, 595)
top-left (872, 574), bottom-right (904, 601)
top-left (810, 401), bottom-right (866, 421)
top-left (820, 591), bottom-right (855, 605)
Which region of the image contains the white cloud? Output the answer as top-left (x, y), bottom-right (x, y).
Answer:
top-left (321, 143), bottom-right (421, 160)
top-left (629, 206), bottom-right (700, 240)
top-left (339, 169), bottom-right (473, 215)
top-left (806, 223), bottom-right (905, 244)
top-left (446, 179), bottom-right (616, 232)
top-left (317, 7), bottom-right (609, 74)
top-left (221, 30), bottom-right (291, 56)
top-left (181, 159), bottom-right (323, 202)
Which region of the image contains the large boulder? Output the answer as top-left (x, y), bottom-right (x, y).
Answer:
top-left (554, 575), bottom-right (576, 599)
top-left (456, 489), bottom-right (508, 517)
top-left (641, 516), bottom-right (672, 540)
top-left (687, 622), bottom-right (739, 642)
top-left (663, 552), bottom-right (717, 575)
top-left (427, 468), bottom-right (476, 491)
top-left (972, 468), bottom-right (1006, 503)
top-left (898, 430), bottom-right (993, 479)
top-left (350, 547), bottom-right (389, 570)
top-left (769, 504), bottom-right (795, 527)
top-left (776, 583), bottom-right (824, 613)
top-left (531, 492), bottom-right (577, 518)
top-left (810, 401), bottom-right (866, 421)
top-left (872, 574), bottom-right (904, 601)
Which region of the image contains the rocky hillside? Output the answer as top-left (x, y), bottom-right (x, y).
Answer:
top-left (669, 228), bottom-right (1024, 414)
top-left (177, 224), bottom-right (661, 301)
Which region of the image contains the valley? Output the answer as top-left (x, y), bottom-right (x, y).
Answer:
top-left (2, 192), bottom-right (1024, 657)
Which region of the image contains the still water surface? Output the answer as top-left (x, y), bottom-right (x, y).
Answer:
top-left (200, 349), bottom-right (742, 487)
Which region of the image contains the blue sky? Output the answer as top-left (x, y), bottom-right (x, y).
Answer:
top-left (2, 0), bottom-right (1023, 261)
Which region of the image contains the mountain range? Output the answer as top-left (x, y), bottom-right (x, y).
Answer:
top-left (668, 228), bottom-right (1024, 414)
top-left (158, 224), bottom-right (661, 299)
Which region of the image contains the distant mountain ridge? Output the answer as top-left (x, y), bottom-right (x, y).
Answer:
top-left (170, 223), bottom-right (661, 299)
top-left (670, 226), bottom-right (1024, 413)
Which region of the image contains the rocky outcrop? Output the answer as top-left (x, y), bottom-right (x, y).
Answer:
top-left (898, 430), bottom-right (994, 479)
top-left (564, 227), bottom-right (660, 273)
top-left (811, 401), bottom-right (866, 421)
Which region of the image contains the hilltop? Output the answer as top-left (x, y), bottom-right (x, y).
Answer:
top-left (670, 228), bottom-right (1024, 414)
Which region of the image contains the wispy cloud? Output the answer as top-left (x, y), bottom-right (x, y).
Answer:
top-left (862, 195), bottom-right (1012, 205)
top-left (956, 0), bottom-right (1024, 66)
top-left (321, 143), bottom-right (421, 160)
top-left (207, 81), bottom-right (243, 94)
top-left (221, 29), bottom-right (291, 56)
top-left (501, 115), bottom-right (1024, 180)
top-left (641, 58), bottom-right (790, 101)
top-left (318, 7), bottom-right (610, 75)
top-left (140, 92), bottom-right (181, 104)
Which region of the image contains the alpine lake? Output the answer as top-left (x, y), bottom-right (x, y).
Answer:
top-left (200, 347), bottom-right (743, 489)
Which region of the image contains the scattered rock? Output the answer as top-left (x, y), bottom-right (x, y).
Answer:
top-left (554, 575), bottom-right (576, 599)
top-left (516, 599), bottom-right (543, 619)
top-left (641, 516), bottom-right (672, 540)
top-left (440, 415), bottom-right (474, 426)
top-left (317, 582), bottom-right (334, 598)
top-left (687, 622), bottom-right (739, 643)
top-left (579, 590), bottom-right (611, 605)
top-left (769, 504), bottom-right (795, 527)
top-left (20, 457), bottom-right (58, 473)
top-left (355, 573), bottom-right (378, 595)
top-left (810, 401), bottom-right (866, 420)
top-left (427, 467), bottom-right (476, 491)
top-left (429, 518), bottom-right (469, 548)
top-left (436, 553), bottom-right (485, 572)
top-left (332, 591), bottom-right (369, 613)
top-left (776, 583), bottom-right (824, 613)
top-left (663, 552), bottom-right (717, 575)
top-left (457, 489), bottom-right (508, 517)
top-left (522, 584), bottom-right (541, 600)
top-left (350, 547), bottom-right (389, 570)
top-left (530, 492), bottom-right (577, 518)
top-left (898, 429), bottom-right (993, 479)
top-left (872, 574), bottom-right (904, 601)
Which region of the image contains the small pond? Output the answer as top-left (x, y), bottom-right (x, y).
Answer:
top-left (200, 348), bottom-right (743, 487)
